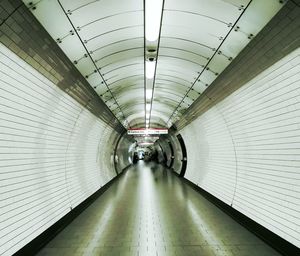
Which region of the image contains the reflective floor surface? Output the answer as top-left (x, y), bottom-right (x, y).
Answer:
top-left (36, 162), bottom-right (280, 256)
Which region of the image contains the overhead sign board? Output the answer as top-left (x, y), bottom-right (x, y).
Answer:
top-left (128, 128), bottom-right (168, 135)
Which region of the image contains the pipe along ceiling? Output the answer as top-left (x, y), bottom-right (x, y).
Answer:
top-left (22, 0), bottom-right (284, 130)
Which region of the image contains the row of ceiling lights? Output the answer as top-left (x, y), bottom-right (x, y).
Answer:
top-left (144, 0), bottom-right (164, 128)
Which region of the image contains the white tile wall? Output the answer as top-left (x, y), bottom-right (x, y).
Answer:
top-left (181, 48), bottom-right (300, 248)
top-left (0, 43), bottom-right (119, 256)
top-left (182, 106), bottom-right (237, 205)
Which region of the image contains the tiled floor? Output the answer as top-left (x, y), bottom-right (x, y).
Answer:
top-left (36, 162), bottom-right (280, 256)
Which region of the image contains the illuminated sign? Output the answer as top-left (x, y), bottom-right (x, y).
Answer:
top-left (128, 128), bottom-right (168, 135)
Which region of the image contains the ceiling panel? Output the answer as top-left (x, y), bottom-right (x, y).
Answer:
top-left (153, 0), bottom-right (283, 127)
top-left (23, 0), bottom-right (284, 129)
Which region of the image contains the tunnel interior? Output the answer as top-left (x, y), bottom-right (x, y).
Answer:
top-left (0, 0), bottom-right (299, 256)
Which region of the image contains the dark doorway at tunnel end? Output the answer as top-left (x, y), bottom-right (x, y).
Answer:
top-left (177, 134), bottom-right (187, 177)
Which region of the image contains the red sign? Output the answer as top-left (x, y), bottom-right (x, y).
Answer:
top-left (127, 128), bottom-right (168, 135)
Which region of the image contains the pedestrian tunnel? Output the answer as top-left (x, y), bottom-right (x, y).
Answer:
top-left (0, 1), bottom-right (299, 255)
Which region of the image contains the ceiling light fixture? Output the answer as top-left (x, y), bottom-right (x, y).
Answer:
top-left (146, 61), bottom-right (156, 79)
top-left (145, 0), bottom-right (163, 42)
top-left (146, 89), bottom-right (153, 99)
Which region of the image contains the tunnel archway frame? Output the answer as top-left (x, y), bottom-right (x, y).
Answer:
top-left (176, 134), bottom-right (187, 177)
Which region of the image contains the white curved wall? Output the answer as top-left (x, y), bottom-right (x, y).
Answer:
top-left (180, 48), bottom-right (300, 248)
top-left (0, 43), bottom-right (121, 256)
top-left (182, 106), bottom-right (237, 204)
top-left (114, 134), bottom-right (135, 174)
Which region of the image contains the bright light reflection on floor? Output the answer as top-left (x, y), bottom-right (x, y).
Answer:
top-left (37, 162), bottom-right (281, 256)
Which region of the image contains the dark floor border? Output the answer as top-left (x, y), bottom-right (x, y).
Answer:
top-left (120, 164), bottom-right (132, 174)
top-left (178, 175), bottom-right (299, 256)
top-left (13, 167), bottom-right (131, 256)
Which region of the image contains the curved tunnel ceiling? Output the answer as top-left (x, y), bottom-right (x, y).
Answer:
top-left (22, 0), bottom-right (284, 129)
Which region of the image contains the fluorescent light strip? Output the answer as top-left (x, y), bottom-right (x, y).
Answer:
top-left (146, 61), bottom-right (156, 79)
top-left (146, 89), bottom-right (153, 99)
top-left (145, 0), bottom-right (163, 42)
top-left (145, 62), bottom-right (155, 126)
top-left (145, 0), bottom-right (163, 128)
